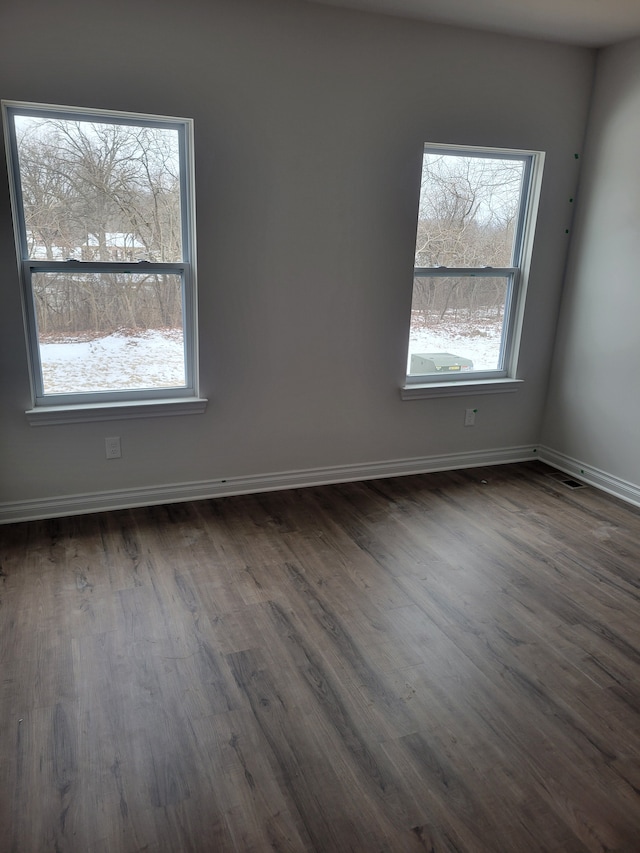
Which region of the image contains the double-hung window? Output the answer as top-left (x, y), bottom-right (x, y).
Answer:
top-left (404, 143), bottom-right (543, 393)
top-left (2, 101), bottom-right (203, 421)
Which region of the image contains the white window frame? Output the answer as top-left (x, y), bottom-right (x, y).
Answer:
top-left (402, 143), bottom-right (544, 399)
top-left (2, 100), bottom-right (206, 423)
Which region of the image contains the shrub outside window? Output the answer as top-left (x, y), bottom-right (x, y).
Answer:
top-left (406, 143), bottom-right (543, 385)
top-left (2, 101), bottom-right (199, 411)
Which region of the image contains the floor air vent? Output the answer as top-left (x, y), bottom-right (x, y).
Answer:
top-left (561, 478), bottom-right (587, 490)
top-left (544, 470), bottom-right (588, 490)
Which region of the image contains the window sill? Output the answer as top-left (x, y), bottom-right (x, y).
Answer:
top-left (401, 378), bottom-right (523, 400)
top-left (26, 396), bottom-right (208, 425)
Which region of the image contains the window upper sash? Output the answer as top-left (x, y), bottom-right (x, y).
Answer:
top-left (413, 267), bottom-right (517, 277)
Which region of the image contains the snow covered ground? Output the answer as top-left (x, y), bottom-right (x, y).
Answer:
top-left (40, 329), bottom-right (185, 394)
top-left (408, 319), bottom-right (502, 372)
top-left (38, 320), bottom-right (503, 394)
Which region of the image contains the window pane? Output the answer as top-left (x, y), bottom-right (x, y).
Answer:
top-left (14, 116), bottom-right (182, 262)
top-left (408, 275), bottom-right (509, 374)
top-left (415, 153), bottom-right (525, 268)
top-left (32, 272), bottom-right (185, 394)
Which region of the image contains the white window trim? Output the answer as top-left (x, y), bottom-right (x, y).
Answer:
top-left (403, 142), bottom-right (544, 395)
top-left (2, 100), bottom-right (207, 421)
top-left (25, 396), bottom-right (208, 426)
top-left (401, 378), bottom-right (523, 400)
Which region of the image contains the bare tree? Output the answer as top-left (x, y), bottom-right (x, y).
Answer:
top-left (412, 153), bottom-right (525, 327)
top-left (15, 116), bottom-right (184, 336)
top-left (415, 154), bottom-right (523, 268)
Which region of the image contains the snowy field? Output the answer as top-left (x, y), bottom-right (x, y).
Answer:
top-left (38, 321), bottom-right (503, 394)
top-left (40, 329), bottom-right (185, 394)
top-left (408, 318), bottom-right (502, 372)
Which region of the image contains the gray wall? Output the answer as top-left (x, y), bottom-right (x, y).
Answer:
top-left (0, 0), bottom-right (594, 511)
top-left (542, 38), bottom-right (640, 491)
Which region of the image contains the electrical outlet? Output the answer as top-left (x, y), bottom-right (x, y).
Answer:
top-left (464, 408), bottom-right (477, 427)
top-left (105, 436), bottom-right (121, 459)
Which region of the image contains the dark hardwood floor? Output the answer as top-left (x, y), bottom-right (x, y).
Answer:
top-left (2, 461), bottom-right (640, 852)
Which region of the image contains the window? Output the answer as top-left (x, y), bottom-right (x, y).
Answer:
top-left (404, 143), bottom-right (543, 393)
top-left (2, 101), bottom-right (204, 419)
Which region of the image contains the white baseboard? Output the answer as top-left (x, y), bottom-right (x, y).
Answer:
top-left (0, 445), bottom-right (538, 524)
top-left (537, 446), bottom-right (640, 509)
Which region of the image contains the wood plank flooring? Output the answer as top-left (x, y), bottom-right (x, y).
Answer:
top-left (1, 461), bottom-right (640, 852)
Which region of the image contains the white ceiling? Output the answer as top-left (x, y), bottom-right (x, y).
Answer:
top-left (301, 0), bottom-right (640, 47)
